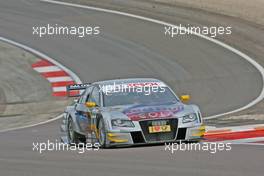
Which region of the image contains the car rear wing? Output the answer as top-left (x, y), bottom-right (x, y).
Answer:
top-left (66, 83), bottom-right (91, 97)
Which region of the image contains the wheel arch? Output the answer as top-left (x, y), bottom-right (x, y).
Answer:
top-left (67, 111), bottom-right (83, 134)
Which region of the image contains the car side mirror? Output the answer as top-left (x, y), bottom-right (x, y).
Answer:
top-left (86, 102), bottom-right (96, 108)
top-left (180, 95), bottom-right (190, 102)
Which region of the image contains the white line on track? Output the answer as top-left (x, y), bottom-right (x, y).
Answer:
top-left (0, 0), bottom-right (264, 139)
top-left (0, 37), bottom-right (82, 84)
top-left (232, 143), bottom-right (264, 146)
top-left (222, 137), bottom-right (264, 144)
top-left (0, 115), bottom-right (63, 133)
top-left (40, 0), bottom-right (264, 120)
top-left (0, 36), bottom-right (82, 133)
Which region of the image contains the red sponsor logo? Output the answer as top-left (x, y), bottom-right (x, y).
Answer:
top-left (128, 111), bottom-right (175, 121)
top-left (124, 104), bottom-right (184, 121)
top-left (154, 126), bottom-right (161, 131)
top-left (127, 82), bottom-right (160, 87)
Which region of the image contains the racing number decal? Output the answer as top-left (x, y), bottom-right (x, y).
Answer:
top-left (149, 125), bottom-right (171, 133)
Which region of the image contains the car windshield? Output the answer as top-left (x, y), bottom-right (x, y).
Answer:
top-left (103, 87), bottom-right (178, 107)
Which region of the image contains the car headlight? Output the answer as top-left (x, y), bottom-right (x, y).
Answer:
top-left (111, 119), bottom-right (135, 128)
top-left (182, 113), bottom-right (198, 123)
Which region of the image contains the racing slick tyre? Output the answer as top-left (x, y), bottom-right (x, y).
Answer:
top-left (67, 117), bottom-right (86, 145)
top-left (98, 118), bottom-right (107, 148)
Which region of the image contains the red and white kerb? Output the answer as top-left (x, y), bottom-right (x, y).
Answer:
top-left (32, 59), bottom-right (75, 96)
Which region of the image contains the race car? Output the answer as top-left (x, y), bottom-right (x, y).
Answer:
top-left (61, 78), bottom-right (205, 148)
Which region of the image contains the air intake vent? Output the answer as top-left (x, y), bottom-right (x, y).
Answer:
top-left (176, 128), bottom-right (186, 140)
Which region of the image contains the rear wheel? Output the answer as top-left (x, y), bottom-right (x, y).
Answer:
top-left (67, 117), bottom-right (86, 144)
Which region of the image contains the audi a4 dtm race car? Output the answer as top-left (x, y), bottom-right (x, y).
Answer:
top-left (61, 78), bottom-right (205, 148)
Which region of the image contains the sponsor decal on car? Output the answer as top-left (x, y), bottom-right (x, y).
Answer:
top-left (123, 103), bottom-right (184, 121)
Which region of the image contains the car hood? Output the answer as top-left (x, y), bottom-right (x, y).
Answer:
top-left (104, 102), bottom-right (186, 121)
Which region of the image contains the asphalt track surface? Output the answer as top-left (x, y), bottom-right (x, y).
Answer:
top-left (0, 0), bottom-right (263, 175)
